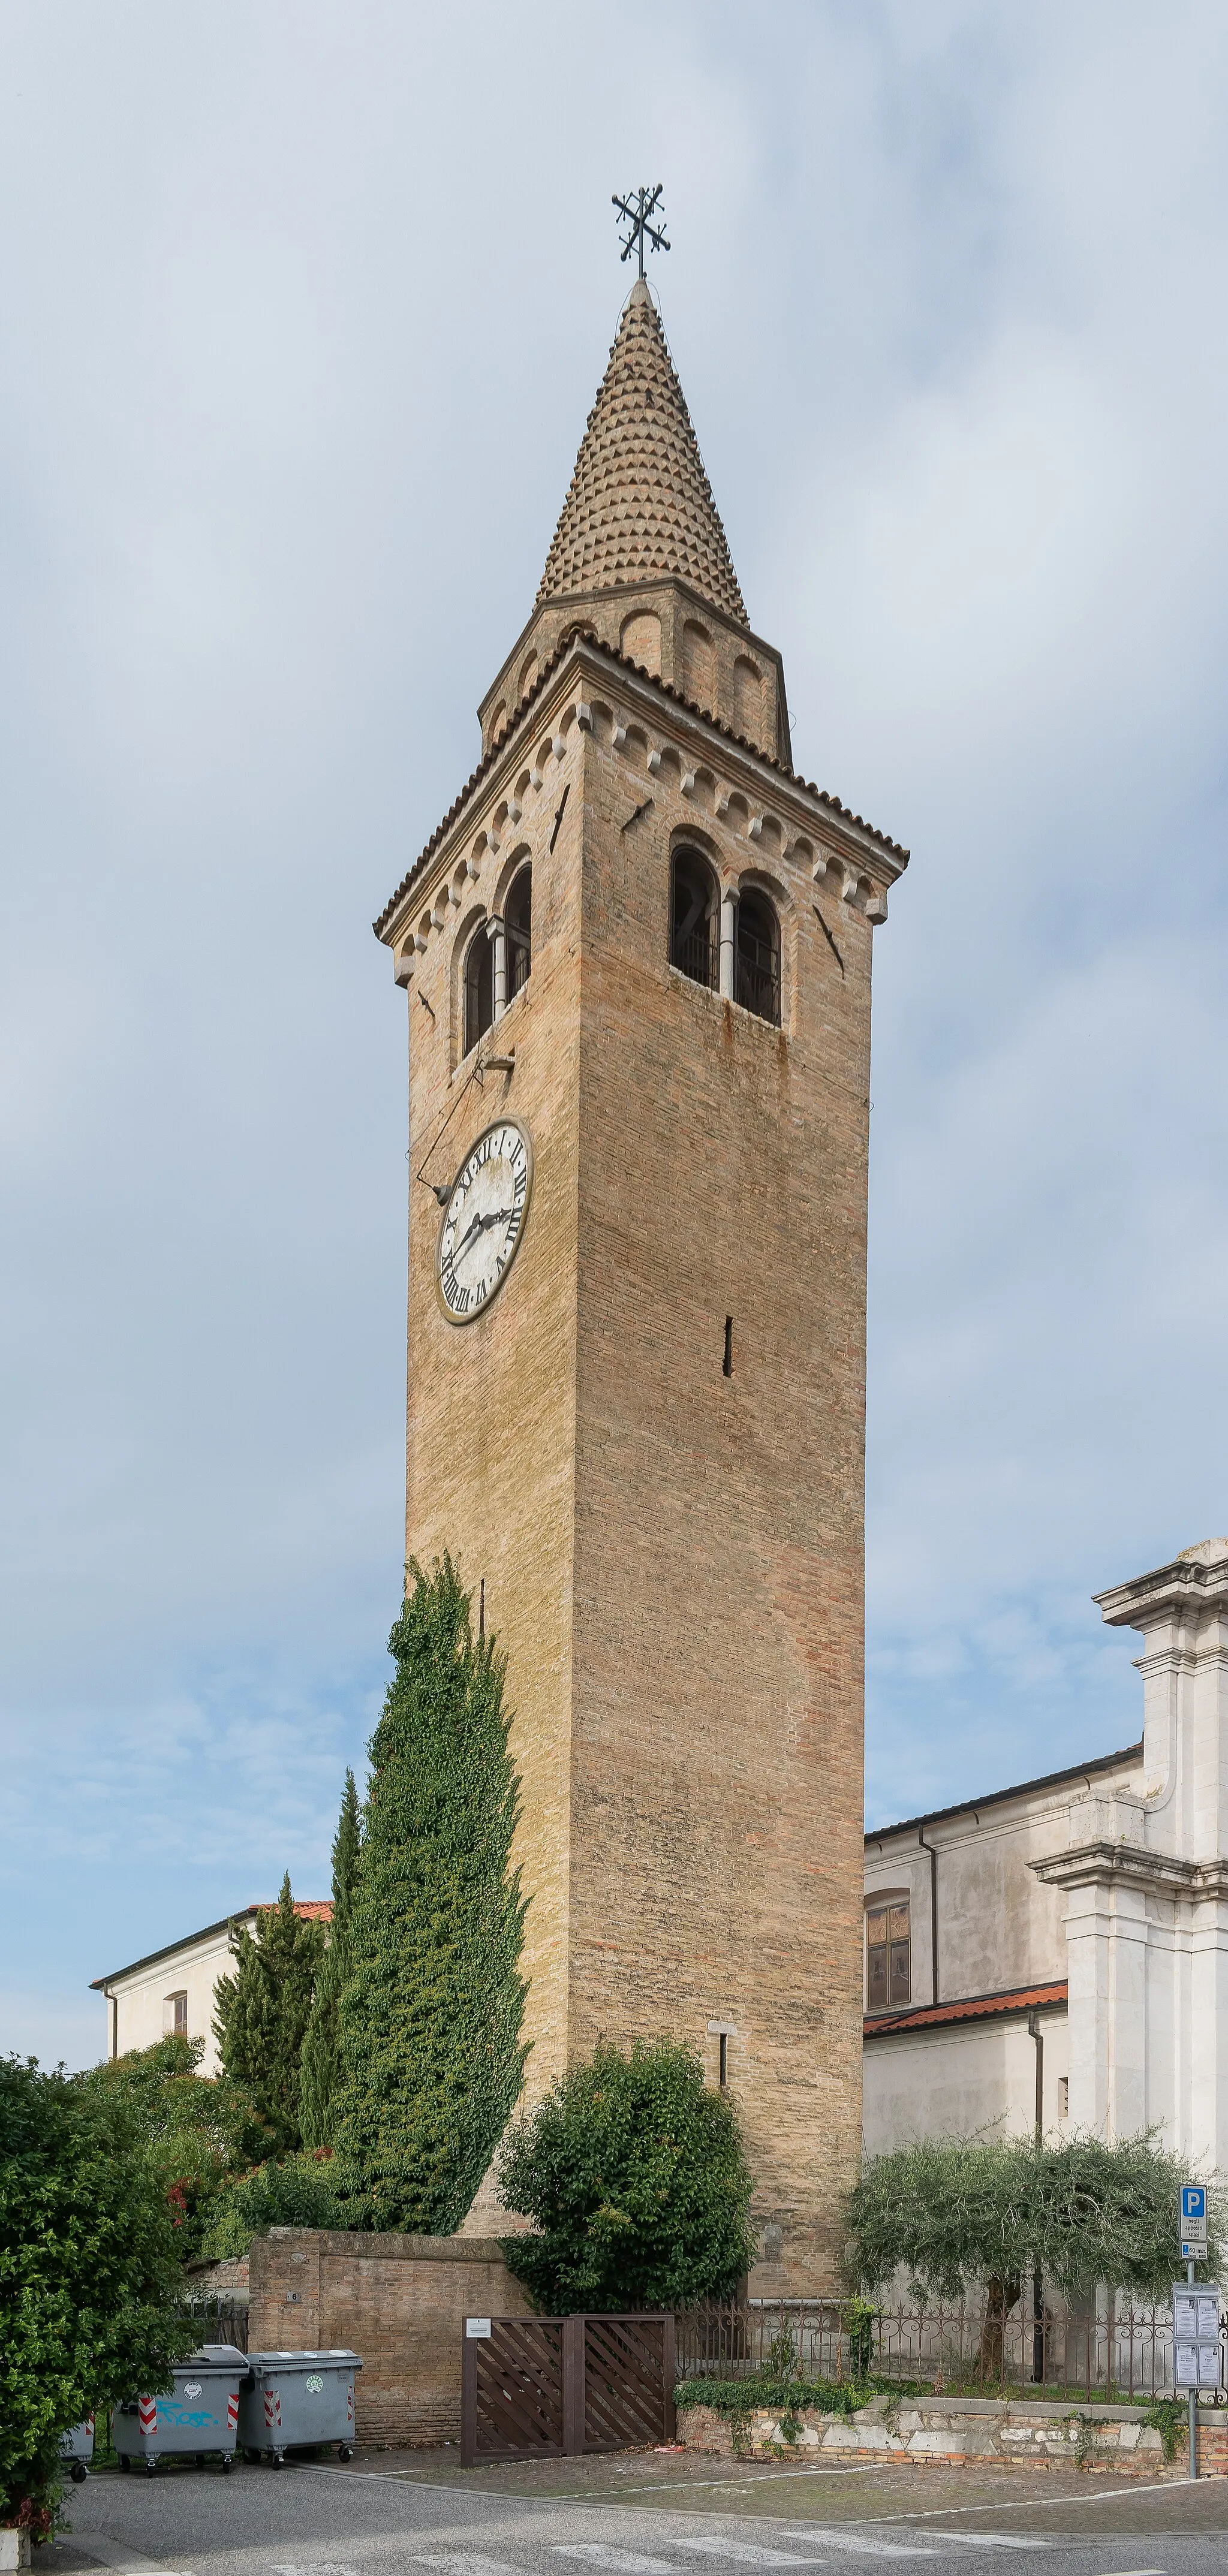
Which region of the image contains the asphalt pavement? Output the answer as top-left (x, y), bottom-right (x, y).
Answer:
top-left (44, 2448), bottom-right (1228, 2576)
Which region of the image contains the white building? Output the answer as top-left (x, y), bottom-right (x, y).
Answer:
top-left (91, 1899), bottom-right (330, 2071)
top-left (865, 1536), bottom-right (1228, 2174)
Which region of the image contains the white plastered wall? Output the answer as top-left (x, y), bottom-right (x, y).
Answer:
top-left (100, 1922), bottom-right (240, 2074)
top-left (863, 2011), bottom-right (1069, 2156)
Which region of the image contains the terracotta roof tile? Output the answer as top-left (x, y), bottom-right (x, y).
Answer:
top-left (535, 279), bottom-right (748, 627)
top-left (864, 1980), bottom-right (1068, 2039)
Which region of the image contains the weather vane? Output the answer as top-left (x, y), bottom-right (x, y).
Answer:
top-left (612, 184), bottom-right (670, 281)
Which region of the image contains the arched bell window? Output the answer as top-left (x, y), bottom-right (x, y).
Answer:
top-left (669, 846), bottom-right (718, 991)
top-left (505, 862), bottom-right (532, 1003)
top-left (464, 922), bottom-right (495, 1055)
top-left (736, 886), bottom-right (781, 1025)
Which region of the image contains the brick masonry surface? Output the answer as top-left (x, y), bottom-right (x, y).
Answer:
top-left (677, 2393), bottom-right (1228, 2475)
top-left (387, 634), bottom-right (902, 2292)
top-left (247, 2228), bottom-right (532, 2448)
top-left (184, 2254), bottom-right (250, 2297)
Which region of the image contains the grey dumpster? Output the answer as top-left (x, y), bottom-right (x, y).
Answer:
top-left (237, 2349), bottom-right (362, 2466)
top-left (59, 2418), bottom-right (94, 2483)
top-left (113, 2346), bottom-right (247, 2476)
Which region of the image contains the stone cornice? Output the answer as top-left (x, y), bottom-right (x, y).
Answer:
top-left (1031, 1840), bottom-right (1228, 1900)
top-left (1096, 1551), bottom-right (1228, 1629)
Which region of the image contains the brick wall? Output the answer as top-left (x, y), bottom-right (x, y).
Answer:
top-left (387, 642), bottom-right (901, 2294)
top-left (247, 2228), bottom-right (534, 2447)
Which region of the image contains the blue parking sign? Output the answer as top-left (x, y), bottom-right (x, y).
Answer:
top-left (1182, 2185), bottom-right (1206, 2221)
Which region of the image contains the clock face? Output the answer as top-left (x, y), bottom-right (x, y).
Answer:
top-left (437, 1117), bottom-right (533, 1323)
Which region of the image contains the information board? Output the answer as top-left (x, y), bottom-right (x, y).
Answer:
top-left (1173, 2284), bottom-right (1223, 2390)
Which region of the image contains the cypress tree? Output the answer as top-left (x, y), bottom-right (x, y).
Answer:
top-left (332, 1556), bottom-right (529, 2234)
top-left (212, 1875), bottom-right (326, 2155)
top-left (299, 1768), bottom-right (362, 2149)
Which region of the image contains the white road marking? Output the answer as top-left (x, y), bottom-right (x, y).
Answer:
top-left (871, 2477), bottom-right (1207, 2522)
top-left (665, 2542), bottom-right (938, 2565)
top-left (553, 2551), bottom-right (679, 2575)
top-left (926, 2541), bottom-right (1052, 2552)
top-left (413, 2560), bottom-right (528, 2576)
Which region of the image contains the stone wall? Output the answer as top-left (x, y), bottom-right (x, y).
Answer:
top-left (247, 2228), bottom-right (534, 2447)
top-left (678, 2391), bottom-right (1228, 2476)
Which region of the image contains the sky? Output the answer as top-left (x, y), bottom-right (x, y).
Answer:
top-left (2, 2), bottom-right (1226, 2069)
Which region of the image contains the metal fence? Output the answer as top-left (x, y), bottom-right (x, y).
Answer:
top-left (675, 2296), bottom-right (1182, 2403)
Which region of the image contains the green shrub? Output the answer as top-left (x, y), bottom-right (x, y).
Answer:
top-left (1142, 2397), bottom-right (1187, 2464)
top-left (677, 2375), bottom-right (866, 2420)
top-left (845, 2297), bottom-right (876, 2378)
top-left (78, 2036), bottom-right (268, 2262)
top-left (499, 2039), bottom-right (755, 2313)
top-left (199, 2150), bottom-right (344, 2258)
top-left (1, 2056), bottom-right (193, 2537)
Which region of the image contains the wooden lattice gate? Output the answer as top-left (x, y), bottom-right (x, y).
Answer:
top-left (460, 2313), bottom-right (676, 2465)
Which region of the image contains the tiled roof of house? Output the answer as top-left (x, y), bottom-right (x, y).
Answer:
top-left (535, 278), bottom-right (748, 627)
top-left (91, 1900), bottom-right (332, 1989)
top-left (863, 1980), bottom-right (1068, 2039)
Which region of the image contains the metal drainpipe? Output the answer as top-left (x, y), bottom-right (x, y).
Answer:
top-left (916, 1825), bottom-right (938, 2005)
top-left (1028, 2009), bottom-right (1045, 2384)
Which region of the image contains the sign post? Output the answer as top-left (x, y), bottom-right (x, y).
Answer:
top-left (1176, 2185), bottom-right (1212, 2482)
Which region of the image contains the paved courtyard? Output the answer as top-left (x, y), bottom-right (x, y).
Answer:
top-left (44, 2445), bottom-right (1228, 2576)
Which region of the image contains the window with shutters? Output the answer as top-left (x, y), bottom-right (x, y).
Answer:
top-left (865, 1899), bottom-right (910, 2012)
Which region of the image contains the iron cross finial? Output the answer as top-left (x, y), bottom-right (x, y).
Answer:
top-left (612, 185), bottom-right (670, 281)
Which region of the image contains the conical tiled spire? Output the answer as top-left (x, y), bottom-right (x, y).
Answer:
top-left (535, 280), bottom-right (748, 628)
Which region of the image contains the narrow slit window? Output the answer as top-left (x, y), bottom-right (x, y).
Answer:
top-left (505, 863), bottom-right (532, 1001)
top-left (719, 2033), bottom-right (728, 2088)
top-left (723, 1316), bottom-right (733, 1377)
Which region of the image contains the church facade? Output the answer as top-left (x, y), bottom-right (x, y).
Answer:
top-left (864, 1536), bottom-right (1228, 2181)
top-left (373, 278), bottom-right (908, 2289)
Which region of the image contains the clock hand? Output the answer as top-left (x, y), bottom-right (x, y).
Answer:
top-left (455, 1204), bottom-right (514, 1261)
top-left (453, 1209), bottom-right (487, 1259)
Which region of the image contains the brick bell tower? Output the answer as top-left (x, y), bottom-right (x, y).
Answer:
top-left (374, 273), bottom-right (909, 2291)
